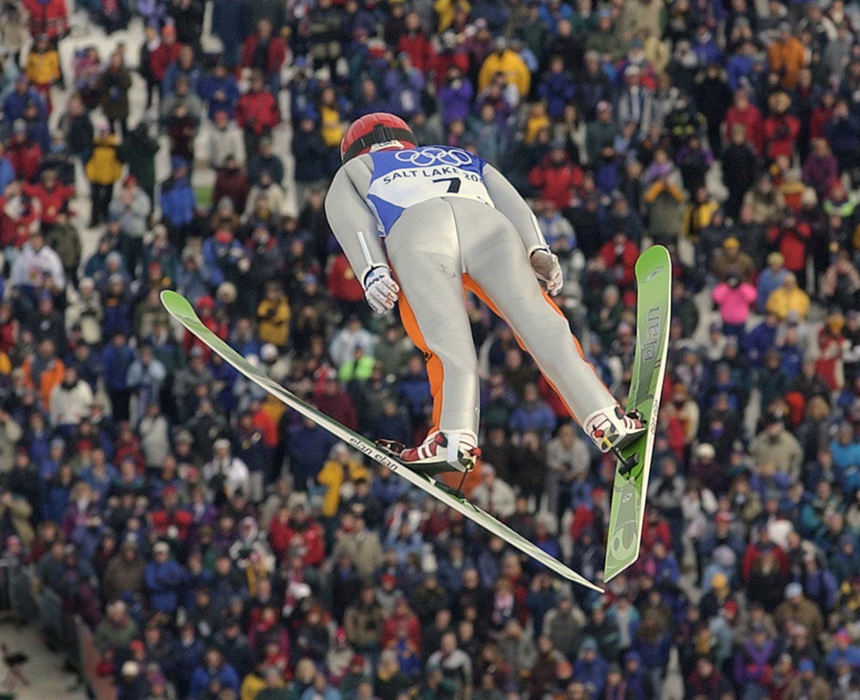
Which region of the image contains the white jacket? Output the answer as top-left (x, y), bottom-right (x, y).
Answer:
top-left (10, 242), bottom-right (65, 289)
top-left (49, 380), bottom-right (94, 425)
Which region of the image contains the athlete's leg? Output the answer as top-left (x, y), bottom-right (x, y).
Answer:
top-left (454, 200), bottom-right (617, 422)
top-left (386, 199), bottom-right (480, 447)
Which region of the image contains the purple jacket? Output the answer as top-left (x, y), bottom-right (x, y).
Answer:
top-left (438, 79), bottom-right (474, 126)
top-left (802, 154), bottom-right (838, 195)
top-left (733, 638), bottom-right (778, 686)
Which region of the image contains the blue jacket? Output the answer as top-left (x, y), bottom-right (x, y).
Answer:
top-left (831, 438), bottom-right (860, 472)
top-left (160, 177), bottom-right (195, 226)
top-left (211, 0), bottom-right (246, 55)
top-left (189, 663), bottom-right (240, 698)
top-left (3, 88), bottom-right (46, 124)
top-left (163, 62), bottom-right (203, 97)
top-left (101, 298), bottom-right (133, 339)
top-left (826, 645), bottom-right (860, 670)
top-left (0, 157), bottom-right (14, 193)
top-left (197, 73), bottom-right (240, 119)
top-left (100, 344), bottom-right (136, 390)
top-left (172, 638), bottom-right (204, 693)
top-left (727, 53), bottom-right (755, 91)
top-left (509, 401), bottom-right (556, 436)
top-left (745, 320), bottom-right (777, 366)
top-left (145, 558), bottom-right (188, 614)
top-left (756, 268), bottom-right (787, 311)
top-left (572, 655), bottom-right (609, 698)
top-left (287, 424), bottom-right (337, 489)
top-left (538, 71), bottom-right (576, 120)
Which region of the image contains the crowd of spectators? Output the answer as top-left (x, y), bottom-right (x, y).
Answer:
top-left (0, 0), bottom-right (859, 697)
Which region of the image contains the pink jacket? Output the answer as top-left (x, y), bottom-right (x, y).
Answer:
top-left (712, 282), bottom-right (757, 325)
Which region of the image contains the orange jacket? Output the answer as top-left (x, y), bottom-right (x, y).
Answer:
top-left (767, 37), bottom-right (806, 89)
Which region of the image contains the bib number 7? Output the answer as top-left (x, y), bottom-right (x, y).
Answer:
top-left (433, 177), bottom-right (461, 193)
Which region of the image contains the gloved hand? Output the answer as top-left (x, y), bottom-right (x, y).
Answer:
top-left (363, 265), bottom-right (400, 313)
top-left (530, 247), bottom-right (563, 295)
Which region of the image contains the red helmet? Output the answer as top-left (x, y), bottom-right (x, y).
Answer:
top-left (340, 112), bottom-right (417, 163)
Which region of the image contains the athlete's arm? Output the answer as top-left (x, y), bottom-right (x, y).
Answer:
top-left (324, 156), bottom-right (390, 283)
top-left (481, 163), bottom-right (549, 255)
top-left (482, 163), bottom-right (563, 295)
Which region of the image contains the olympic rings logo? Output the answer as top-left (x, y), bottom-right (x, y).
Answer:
top-left (394, 147), bottom-right (474, 167)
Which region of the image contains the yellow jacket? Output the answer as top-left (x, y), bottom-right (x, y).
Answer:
top-left (433, 0), bottom-right (470, 32)
top-left (0, 352), bottom-right (11, 376)
top-left (239, 673), bottom-right (269, 700)
top-left (256, 298), bottom-right (290, 347)
top-left (685, 200), bottom-right (719, 239)
top-left (320, 104), bottom-right (344, 148)
top-left (318, 458), bottom-right (370, 517)
top-left (85, 135), bottom-right (123, 185)
top-left (766, 287), bottom-right (810, 320)
top-left (524, 113), bottom-right (551, 145)
top-left (25, 49), bottom-right (60, 85)
top-left (478, 50), bottom-right (530, 97)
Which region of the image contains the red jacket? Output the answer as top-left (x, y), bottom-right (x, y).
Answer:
top-left (241, 34), bottom-right (287, 76)
top-left (183, 317), bottom-right (228, 360)
top-left (809, 106), bottom-right (832, 139)
top-left (641, 518), bottom-right (672, 553)
top-left (763, 113), bottom-right (800, 160)
top-left (268, 516), bottom-right (325, 565)
top-left (742, 541), bottom-right (789, 581)
top-left (767, 222), bottom-right (811, 272)
top-left (326, 253), bottom-right (364, 302)
top-left (599, 239), bottom-right (639, 290)
top-left (252, 407), bottom-right (278, 448)
top-left (396, 31), bottom-right (436, 73)
top-left (236, 90), bottom-right (280, 135)
top-left (22, 0), bottom-right (68, 38)
top-left (0, 195), bottom-right (41, 248)
top-left (7, 141), bottom-right (42, 182)
top-left (431, 51), bottom-right (470, 89)
top-left (22, 181), bottom-right (73, 224)
top-left (724, 103), bottom-right (763, 155)
top-left (381, 612), bottom-right (421, 651)
top-left (528, 157), bottom-right (583, 209)
top-left (150, 508), bottom-right (194, 539)
top-left (149, 41), bottom-right (182, 82)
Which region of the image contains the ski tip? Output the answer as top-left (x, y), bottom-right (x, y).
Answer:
top-left (160, 290), bottom-right (195, 318)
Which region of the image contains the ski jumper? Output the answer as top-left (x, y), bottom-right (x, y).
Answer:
top-left (325, 145), bottom-right (616, 443)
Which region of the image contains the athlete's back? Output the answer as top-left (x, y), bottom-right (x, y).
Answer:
top-left (361, 146), bottom-right (495, 234)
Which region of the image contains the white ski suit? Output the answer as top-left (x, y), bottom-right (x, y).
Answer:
top-left (324, 145), bottom-right (617, 443)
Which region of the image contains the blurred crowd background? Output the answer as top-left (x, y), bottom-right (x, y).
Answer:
top-left (0, 0), bottom-right (858, 697)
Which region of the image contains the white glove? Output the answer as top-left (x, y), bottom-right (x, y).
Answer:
top-left (363, 266), bottom-right (400, 313)
top-left (530, 248), bottom-right (563, 295)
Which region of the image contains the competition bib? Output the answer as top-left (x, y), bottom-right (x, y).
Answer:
top-left (366, 146), bottom-right (494, 234)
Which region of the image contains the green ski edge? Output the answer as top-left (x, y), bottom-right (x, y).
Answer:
top-left (160, 290), bottom-right (603, 593)
top-left (603, 246), bottom-right (672, 583)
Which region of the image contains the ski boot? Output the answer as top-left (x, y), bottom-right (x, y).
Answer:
top-left (377, 431), bottom-right (480, 495)
top-left (584, 405), bottom-right (646, 476)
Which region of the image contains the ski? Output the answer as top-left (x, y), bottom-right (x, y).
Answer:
top-left (161, 290), bottom-right (603, 592)
top-left (603, 245), bottom-right (672, 583)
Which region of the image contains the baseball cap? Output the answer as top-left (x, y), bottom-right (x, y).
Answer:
top-left (798, 659), bottom-right (814, 672)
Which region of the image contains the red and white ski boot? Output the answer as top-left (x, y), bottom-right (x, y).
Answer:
top-left (378, 431), bottom-right (480, 475)
top-left (584, 405), bottom-right (646, 457)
